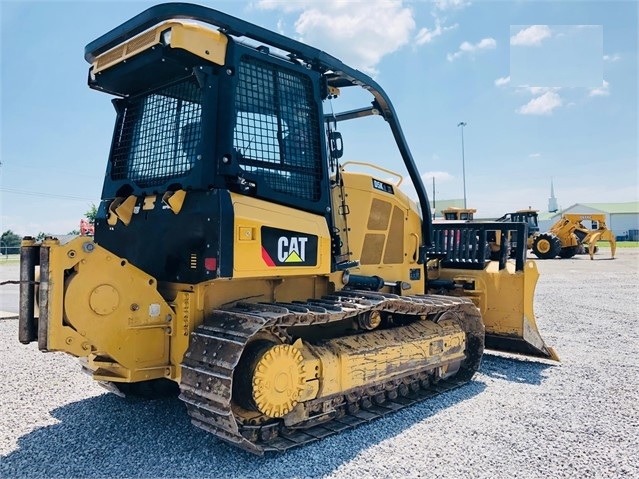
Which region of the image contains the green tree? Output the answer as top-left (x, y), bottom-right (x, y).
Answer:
top-left (85, 203), bottom-right (98, 224)
top-left (1, 230), bottom-right (22, 255)
top-left (36, 232), bottom-right (52, 242)
top-left (1, 230), bottom-right (22, 248)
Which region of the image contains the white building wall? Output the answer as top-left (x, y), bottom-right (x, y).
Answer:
top-left (562, 205), bottom-right (607, 217)
top-left (610, 213), bottom-right (639, 239)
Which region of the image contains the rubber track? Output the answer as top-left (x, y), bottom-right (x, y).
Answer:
top-left (179, 291), bottom-right (484, 455)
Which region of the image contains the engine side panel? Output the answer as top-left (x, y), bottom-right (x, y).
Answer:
top-left (332, 171), bottom-right (424, 292)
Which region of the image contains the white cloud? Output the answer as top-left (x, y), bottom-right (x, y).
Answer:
top-left (422, 171), bottom-right (454, 182)
top-left (257, 0), bottom-right (416, 75)
top-left (530, 86), bottom-right (558, 95)
top-left (510, 25), bottom-right (552, 46)
top-left (255, 0), bottom-right (318, 13)
top-left (515, 86), bottom-right (561, 95)
top-left (589, 80), bottom-right (610, 97)
top-left (517, 91), bottom-right (563, 115)
top-left (434, 0), bottom-right (471, 11)
top-left (603, 54), bottom-right (620, 62)
top-left (399, 170), bottom-right (454, 201)
top-left (495, 75), bottom-right (510, 86)
top-left (415, 21), bottom-right (457, 45)
top-left (529, 153), bottom-right (541, 158)
top-left (447, 38), bottom-right (496, 61)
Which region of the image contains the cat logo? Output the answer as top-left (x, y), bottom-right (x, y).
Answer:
top-left (278, 236), bottom-right (308, 263)
top-left (261, 226), bottom-right (318, 267)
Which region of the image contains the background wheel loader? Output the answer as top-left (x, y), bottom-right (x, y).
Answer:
top-left (531, 213), bottom-right (616, 260)
top-left (18, 3), bottom-right (557, 455)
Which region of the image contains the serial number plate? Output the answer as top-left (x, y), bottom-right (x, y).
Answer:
top-left (372, 179), bottom-right (394, 194)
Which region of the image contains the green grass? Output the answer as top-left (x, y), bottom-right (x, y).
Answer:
top-left (600, 241), bottom-right (639, 248)
top-left (0, 254), bottom-right (19, 264)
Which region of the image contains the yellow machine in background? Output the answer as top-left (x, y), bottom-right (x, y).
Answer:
top-left (440, 207), bottom-right (477, 221)
top-left (496, 209), bottom-right (540, 249)
top-left (531, 213), bottom-right (616, 260)
top-left (19, 3), bottom-right (557, 455)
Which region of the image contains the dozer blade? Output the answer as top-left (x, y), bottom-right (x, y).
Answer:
top-left (481, 260), bottom-right (558, 361)
top-left (429, 222), bottom-right (559, 361)
top-left (430, 222), bottom-right (558, 361)
top-left (432, 258), bottom-right (558, 361)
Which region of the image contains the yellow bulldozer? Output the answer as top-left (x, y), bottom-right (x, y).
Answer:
top-left (18, 3), bottom-right (557, 455)
top-left (531, 213), bottom-right (616, 260)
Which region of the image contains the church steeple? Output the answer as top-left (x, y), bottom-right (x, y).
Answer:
top-left (548, 178), bottom-right (559, 213)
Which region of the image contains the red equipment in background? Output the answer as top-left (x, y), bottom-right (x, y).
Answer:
top-left (80, 219), bottom-right (95, 236)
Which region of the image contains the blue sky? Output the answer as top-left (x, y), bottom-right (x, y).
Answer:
top-left (1, 0), bottom-right (637, 235)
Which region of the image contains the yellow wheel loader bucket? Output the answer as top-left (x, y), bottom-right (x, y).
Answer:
top-left (430, 222), bottom-right (559, 362)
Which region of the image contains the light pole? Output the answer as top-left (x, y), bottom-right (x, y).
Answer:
top-left (457, 122), bottom-right (467, 209)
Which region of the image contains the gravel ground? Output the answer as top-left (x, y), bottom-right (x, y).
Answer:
top-left (1, 249), bottom-right (638, 478)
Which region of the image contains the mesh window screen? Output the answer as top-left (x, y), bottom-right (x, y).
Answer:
top-left (234, 56), bottom-right (322, 201)
top-left (111, 77), bottom-right (203, 188)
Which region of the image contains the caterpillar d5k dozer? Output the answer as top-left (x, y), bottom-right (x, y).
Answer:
top-left (531, 213), bottom-right (616, 260)
top-left (18, 3), bottom-right (558, 455)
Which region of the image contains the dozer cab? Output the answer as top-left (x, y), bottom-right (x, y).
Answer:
top-left (531, 213), bottom-right (616, 260)
top-left (18, 3), bottom-right (557, 455)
